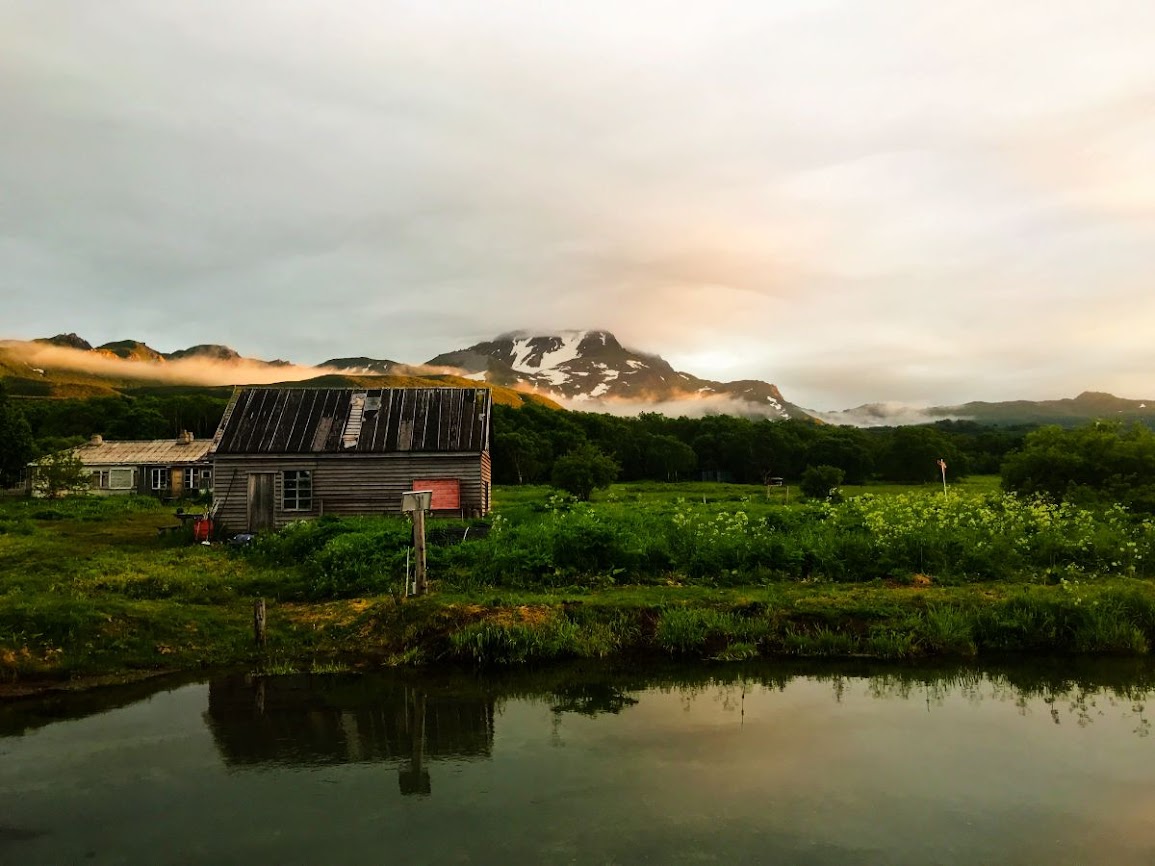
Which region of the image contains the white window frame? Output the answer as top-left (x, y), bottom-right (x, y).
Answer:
top-left (182, 467), bottom-right (211, 489)
top-left (149, 468), bottom-right (167, 491)
top-left (282, 470), bottom-right (312, 511)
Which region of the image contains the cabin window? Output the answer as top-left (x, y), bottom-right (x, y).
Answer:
top-left (183, 467), bottom-right (212, 490)
top-left (108, 468), bottom-right (134, 490)
top-left (150, 468), bottom-right (167, 491)
top-left (90, 470), bottom-right (110, 489)
top-left (282, 470), bottom-right (312, 511)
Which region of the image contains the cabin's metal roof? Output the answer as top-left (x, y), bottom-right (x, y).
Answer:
top-left (212, 387), bottom-right (492, 455)
top-left (58, 438), bottom-right (213, 466)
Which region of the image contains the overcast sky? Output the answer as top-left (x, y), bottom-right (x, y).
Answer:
top-left (2, 1), bottom-right (1153, 410)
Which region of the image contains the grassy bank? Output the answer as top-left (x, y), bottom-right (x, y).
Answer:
top-left (3, 481), bottom-right (1155, 685)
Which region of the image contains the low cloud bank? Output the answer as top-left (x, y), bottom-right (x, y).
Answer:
top-left (1, 341), bottom-right (324, 386)
top-left (808, 403), bottom-right (968, 427)
top-left (563, 393), bottom-right (793, 419)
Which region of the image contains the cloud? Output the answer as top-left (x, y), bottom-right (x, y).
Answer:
top-left (808, 404), bottom-right (969, 428)
top-left (2, 1), bottom-right (1155, 410)
top-left (1, 341), bottom-right (324, 387)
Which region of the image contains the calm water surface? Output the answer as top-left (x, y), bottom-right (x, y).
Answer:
top-left (2, 659), bottom-right (1154, 865)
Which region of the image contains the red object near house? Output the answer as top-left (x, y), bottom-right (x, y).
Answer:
top-left (412, 479), bottom-right (461, 510)
top-left (193, 516), bottom-right (214, 542)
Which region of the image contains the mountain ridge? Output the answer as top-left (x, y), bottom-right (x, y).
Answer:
top-left (7, 332), bottom-right (1154, 426)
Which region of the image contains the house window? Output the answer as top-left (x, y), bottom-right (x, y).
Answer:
top-left (183, 467), bottom-right (212, 490)
top-left (282, 470), bottom-right (312, 511)
top-left (90, 470), bottom-right (110, 489)
top-left (110, 468), bottom-right (134, 490)
top-left (150, 468), bottom-right (167, 491)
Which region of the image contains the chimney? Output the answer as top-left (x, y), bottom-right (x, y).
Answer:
top-left (89, 434), bottom-right (103, 446)
top-left (177, 430), bottom-right (194, 445)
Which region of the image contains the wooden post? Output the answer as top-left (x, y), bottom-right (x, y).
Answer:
top-left (253, 598), bottom-right (267, 648)
top-left (413, 507), bottom-right (428, 596)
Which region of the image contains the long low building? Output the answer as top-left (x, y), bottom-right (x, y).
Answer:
top-left (208, 387), bottom-right (493, 533)
top-left (29, 432), bottom-right (213, 497)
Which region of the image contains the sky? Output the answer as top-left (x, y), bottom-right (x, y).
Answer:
top-left (2, 1), bottom-right (1154, 411)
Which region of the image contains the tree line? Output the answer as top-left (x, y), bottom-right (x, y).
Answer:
top-left (492, 403), bottom-right (1027, 487)
top-left (6, 387), bottom-right (1154, 514)
top-left (0, 387), bottom-right (1024, 490)
top-left (0, 387), bottom-right (231, 487)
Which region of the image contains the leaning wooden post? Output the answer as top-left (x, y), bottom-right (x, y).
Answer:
top-left (253, 598), bottom-right (267, 648)
top-left (413, 505), bottom-right (428, 596)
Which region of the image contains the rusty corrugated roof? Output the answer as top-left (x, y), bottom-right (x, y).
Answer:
top-left (64, 438), bottom-right (213, 466)
top-left (212, 387), bottom-right (492, 454)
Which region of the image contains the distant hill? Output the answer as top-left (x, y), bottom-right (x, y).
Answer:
top-left (95, 340), bottom-right (166, 362)
top-left (164, 344), bottom-right (242, 363)
top-left (320, 357), bottom-right (401, 375)
top-left (35, 333), bottom-right (93, 351)
top-left (928, 391), bottom-right (1154, 427)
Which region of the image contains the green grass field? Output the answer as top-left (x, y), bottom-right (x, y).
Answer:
top-left (2, 475), bottom-right (1154, 686)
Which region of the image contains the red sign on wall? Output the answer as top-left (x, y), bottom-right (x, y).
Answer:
top-left (412, 478), bottom-right (461, 510)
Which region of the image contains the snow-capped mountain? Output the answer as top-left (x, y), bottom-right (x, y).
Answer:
top-left (427, 330), bottom-right (810, 419)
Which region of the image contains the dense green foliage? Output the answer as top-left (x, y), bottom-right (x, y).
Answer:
top-left (0, 385), bottom-right (35, 487)
top-left (1002, 422), bottom-right (1155, 513)
top-left (550, 444), bottom-right (620, 500)
top-left (491, 404), bottom-right (1024, 488)
top-left (799, 465), bottom-right (845, 501)
top-left (235, 484), bottom-right (1155, 599)
top-left (31, 450), bottom-right (89, 498)
top-left (18, 391), bottom-right (231, 448)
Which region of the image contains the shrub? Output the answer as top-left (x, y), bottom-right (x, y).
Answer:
top-left (551, 444), bottom-right (619, 501)
top-left (800, 465), bottom-right (845, 502)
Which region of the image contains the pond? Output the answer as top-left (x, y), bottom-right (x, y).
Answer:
top-left (2, 659), bottom-right (1155, 865)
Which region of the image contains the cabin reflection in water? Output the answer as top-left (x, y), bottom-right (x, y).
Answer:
top-left (204, 675), bottom-right (495, 796)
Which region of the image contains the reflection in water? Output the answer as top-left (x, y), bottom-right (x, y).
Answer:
top-left (5, 658), bottom-right (1155, 865)
top-left (204, 674), bottom-right (496, 795)
top-left (193, 658), bottom-right (1155, 796)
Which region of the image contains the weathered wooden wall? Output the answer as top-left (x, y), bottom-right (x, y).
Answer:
top-left (213, 452), bottom-right (491, 533)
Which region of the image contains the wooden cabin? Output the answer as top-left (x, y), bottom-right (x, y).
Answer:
top-left (209, 387), bottom-right (492, 532)
top-left (28, 432), bottom-right (212, 497)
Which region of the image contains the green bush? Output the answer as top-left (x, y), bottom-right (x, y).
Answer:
top-left (800, 465), bottom-right (845, 502)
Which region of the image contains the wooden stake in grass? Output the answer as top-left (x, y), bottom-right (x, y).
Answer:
top-left (253, 598), bottom-right (267, 648)
top-left (402, 490), bottom-right (432, 597)
top-left (413, 505), bottom-right (427, 597)
top-left (937, 458), bottom-right (948, 495)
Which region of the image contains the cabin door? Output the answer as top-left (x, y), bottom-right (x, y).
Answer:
top-left (247, 473), bottom-right (275, 532)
